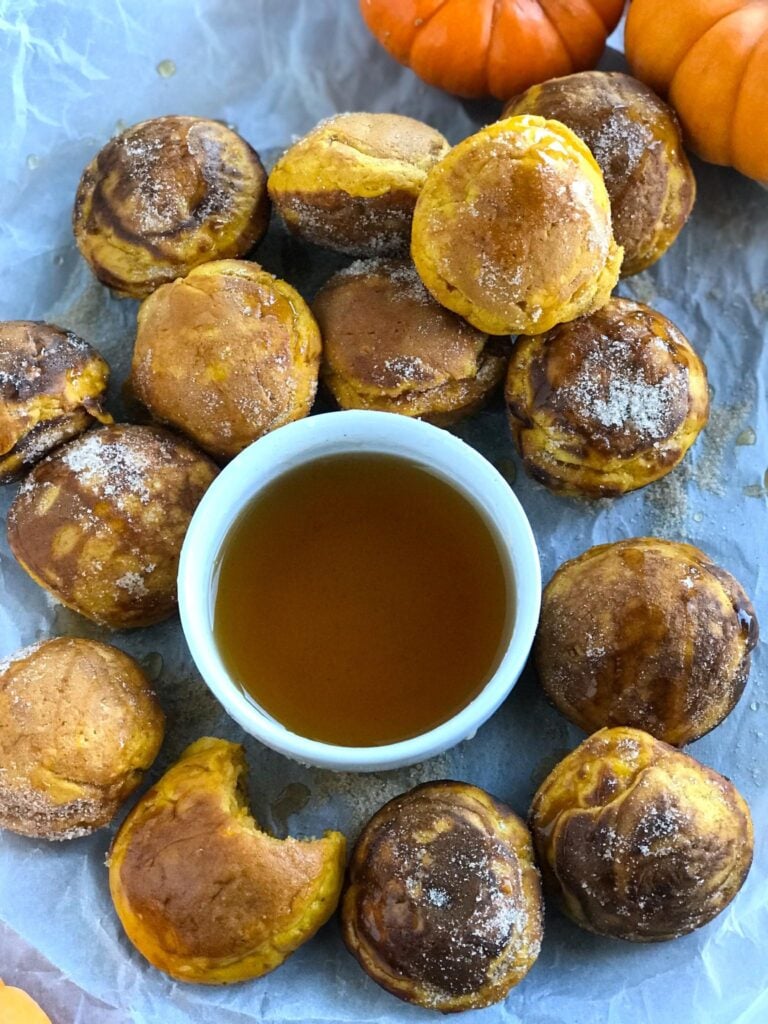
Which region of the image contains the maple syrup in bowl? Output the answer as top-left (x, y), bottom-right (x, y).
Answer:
top-left (179, 411), bottom-right (541, 771)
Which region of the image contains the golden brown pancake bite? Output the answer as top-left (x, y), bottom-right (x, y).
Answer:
top-left (268, 112), bottom-right (449, 256)
top-left (7, 424), bottom-right (217, 628)
top-left (504, 72), bottom-right (696, 277)
top-left (108, 738), bottom-right (346, 984)
top-left (73, 116), bottom-right (270, 298)
top-left (505, 298), bottom-right (709, 498)
top-left (0, 321), bottom-right (112, 483)
top-left (0, 637), bottom-right (164, 840)
top-left (530, 727), bottom-right (754, 941)
top-left (536, 538), bottom-right (758, 746)
top-left (341, 781), bottom-right (543, 1012)
top-left (313, 259), bottom-right (507, 424)
top-left (131, 259), bottom-right (321, 460)
top-left (411, 115), bottom-right (622, 336)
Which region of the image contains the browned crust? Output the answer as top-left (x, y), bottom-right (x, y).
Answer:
top-left (73, 116), bottom-right (270, 298)
top-left (0, 320), bottom-right (112, 482)
top-left (6, 424), bottom-right (218, 628)
top-left (313, 259), bottom-right (507, 423)
top-left (504, 72), bottom-right (696, 276)
top-left (274, 188), bottom-right (416, 256)
top-left (0, 637), bottom-right (164, 839)
top-left (535, 538), bottom-right (759, 746)
top-left (342, 780), bottom-right (543, 1013)
top-left (505, 298), bottom-right (710, 498)
top-left (529, 727), bottom-right (754, 941)
top-left (267, 113), bottom-right (449, 257)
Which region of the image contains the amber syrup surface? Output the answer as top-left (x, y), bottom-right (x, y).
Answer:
top-left (213, 453), bottom-right (510, 746)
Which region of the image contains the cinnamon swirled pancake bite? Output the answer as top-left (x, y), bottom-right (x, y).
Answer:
top-left (0, 321), bottom-right (112, 483)
top-left (109, 738), bottom-right (346, 984)
top-left (505, 298), bottom-right (709, 498)
top-left (0, 637), bottom-right (164, 840)
top-left (268, 113), bottom-right (449, 256)
top-left (7, 424), bottom-right (217, 628)
top-left (131, 260), bottom-right (321, 460)
top-left (504, 72), bottom-right (696, 276)
top-left (73, 116), bottom-right (270, 298)
top-left (536, 538), bottom-right (758, 746)
top-left (342, 781), bottom-right (543, 1012)
top-left (530, 727), bottom-right (754, 941)
top-left (411, 116), bottom-right (623, 337)
top-left (313, 259), bottom-right (507, 424)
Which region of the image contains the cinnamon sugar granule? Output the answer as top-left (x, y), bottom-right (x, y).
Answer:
top-left (559, 333), bottom-right (684, 440)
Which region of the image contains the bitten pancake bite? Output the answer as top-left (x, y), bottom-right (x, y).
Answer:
top-left (505, 298), bottom-right (709, 497)
top-left (73, 116), bottom-right (270, 298)
top-left (0, 321), bottom-right (111, 483)
top-left (7, 424), bottom-right (217, 628)
top-left (131, 260), bottom-right (321, 460)
top-left (268, 112), bottom-right (449, 256)
top-left (342, 781), bottom-right (543, 1012)
top-left (530, 727), bottom-right (754, 941)
top-left (313, 259), bottom-right (507, 424)
top-left (108, 738), bottom-right (345, 984)
top-left (411, 115), bottom-right (622, 336)
top-left (536, 538), bottom-right (758, 746)
top-left (504, 72), bottom-right (696, 276)
top-left (0, 637), bottom-right (164, 840)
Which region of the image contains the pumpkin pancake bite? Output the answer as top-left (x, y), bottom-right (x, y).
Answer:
top-left (342, 781), bottom-right (543, 1012)
top-left (505, 298), bottom-right (709, 498)
top-left (0, 321), bottom-right (112, 483)
top-left (530, 728), bottom-right (754, 942)
top-left (536, 538), bottom-right (758, 747)
top-left (0, 637), bottom-right (164, 840)
top-left (7, 424), bottom-right (217, 628)
top-left (411, 116), bottom-right (623, 336)
top-left (268, 112), bottom-right (449, 256)
top-left (504, 72), bottom-right (696, 276)
top-left (73, 116), bottom-right (270, 298)
top-left (131, 260), bottom-right (322, 461)
top-left (109, 738), bottom-right (346, 984)
top-left (313, 259), bottom-right (507, 424)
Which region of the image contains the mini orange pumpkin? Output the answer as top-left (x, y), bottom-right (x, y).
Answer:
top-left (359, 0), bottom-right (627, 100)
top-left (625, 0), bottom-right (768, 183)
top-left (0, 980), bottom-right (52, 1024)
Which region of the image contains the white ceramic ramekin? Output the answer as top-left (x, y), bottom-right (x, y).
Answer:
top-left (178, 410), bottom-right (541, 772)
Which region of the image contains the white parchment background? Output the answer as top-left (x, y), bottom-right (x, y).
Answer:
top-left (0, 2), bottom-right (766, 1022)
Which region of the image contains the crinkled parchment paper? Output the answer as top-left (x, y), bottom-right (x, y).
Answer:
top-left (0, 2), bottom-right (766, 1022)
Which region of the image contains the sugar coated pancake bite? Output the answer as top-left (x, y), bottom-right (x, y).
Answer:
top-left (7, 424), bottom-right (218, 628)
top-left (411, 115), bottom-right (623, 336)
top-left (504, 72), bottom-right (696, 277)
top-left (313, 259), bottom-right (507, 424)
top-left (505, 297), bottom-right (709, 497)
top-left (108, 738), bottom-right (346, 984)
top-left (0, 637), bottom-right (164, 840)
top-left (342, 781), bottom-right (543, 1012)
top-left (73, 116), bottom-right (270, 298)
top-left (530, 727), bottom-right (754, 941)
top-left (131, 260), bottom-right (322, 461)
top-left (268, 112), bottom-right (450, 256)
top-left (536, 538), bottom-right (758, 746)
top-left (0, 321), bottom-right (112, 483)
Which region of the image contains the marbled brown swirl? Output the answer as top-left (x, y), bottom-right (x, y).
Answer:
top-left (505, 298), bottom-right (710, 498)
top-left (530, 728), bottom-right (754, 941)
top-left (73, 116), bottom-right (270, 298)
top-left (536, 538), bottom-right (758, 745)
top-left (342, 781), bottom-right (543, 1012)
